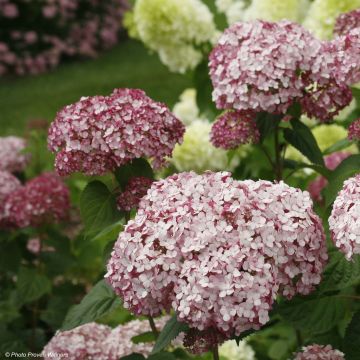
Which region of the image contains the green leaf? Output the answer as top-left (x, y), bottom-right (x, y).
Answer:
top-left (320, 251), bottom-right (360, 293)
top-left (16, 267), bottom-right (51, 305)
top-left (283, 159), bottom-right (331, 178)
top-left (193, 60), bottom-right (218, 118)
top-left (323, 138), bottom-right (353, 155)
top-left (0, 240), bottom-right (21, 273)
top-left (61, 280), bottom-right (121, 331)
top-left (286, 102), bottom-right (302, 119)
top-left (284, 119), bottom-right (324, 166)
top-left (149, 353), bottom-right (177, 360)
top-left (80, 181), bottom-right (120, 238)
top-left (40, 296), bottom-right (73, 329)
top-left (255, 112), bottom-right (282, 143)
top-left (120, 354), bottom-right (145, 360)
top-left (343, 311), bottom-right (360, 360)
top-left (91, 220), bottom-right (123, 243)
top-left (278, 295), bottom-right (346, 334)
top-left (132, 331), bottom-right (156, 344)
top-left (323, 154), bottom-right (360, 207)
top-left (233, 328), bottom-right (256, 345)
top-left (114, 158), bottom-right (154, 189)
top-left (152, 315), bottom-right (189, 354)
top-left (268, 340), bottom-right (288, 360)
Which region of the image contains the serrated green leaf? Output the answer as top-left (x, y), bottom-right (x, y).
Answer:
top-left (80, 181), bottom-right (120, 238)
top-left (284, 119), bottom-right (324, 166)
top-left (16, 267), bottom-right (51, 305)
top-left (320, 251), bottom-right (360, 293)
top-left (323, 154), bottom-right (360, 207)
top-left (61, 280), bottom-right (121, 331)
top-left (114, 158), bottom-right (154, 189)
top-left (343, 311), bottom-right (360, 360)
top-left (255, 112), bottom-right (282, 143)
top-left (278, 295), bottom-right (346, 334)
top-left (152, 315), bottom-right (189, 354)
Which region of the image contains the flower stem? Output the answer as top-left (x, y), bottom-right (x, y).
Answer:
top-left (274, 124), bottom-right (283, 181)
top-left (148, 316), bottom-right (159, 338)
top-left (212, 344), bottom-right (220, 360)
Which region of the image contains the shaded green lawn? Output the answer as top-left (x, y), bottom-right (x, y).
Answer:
top-left (0, 39), bottom-right (192, 135)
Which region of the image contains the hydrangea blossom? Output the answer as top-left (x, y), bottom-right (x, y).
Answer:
top-left (219, 340), bottom-right (256, 360)
top-left (209, 20), bottom-right (321, 114)
top-left (348, 118), bottom-right (360, 141)
top-left (334, 8), bottom-right (360, 36)
top-left (117, 176), bottom-right (154, 212)
top-left (43, 317), bottom-right (171, 360)
top-left (125, 0), bottom-right (217, 73)
top-left (294, 344), bottom-right (345, 359)
top-left (172, 88), bottom-right (202, 126)
top-left (5, 173), bottom-right (70, 228)
top-left (106, 171), bottom-right (327, 351)
top-left (303, 0), bottom-right (360, 39)
top-left (329, 174), bottom-right (360, 260)
top-left (308, 152), bottom-right (351, 203)
top-left (171, 120), bottom-right (245, 173)
top-left (0, 136), bottom-right (29, 173)
top-left (210, 111), bottom-right (260, 150)
top-left (48, 88), bottom-right (185, 176)
top-left (0, 171), bottom-right (22, 226)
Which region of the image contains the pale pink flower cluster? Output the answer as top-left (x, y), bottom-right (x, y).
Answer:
top-left (210, 111), bottom-right (260, 149)
top-left (294, 344), bottom-right (345, 360)
top-left (209, 20), bottom-right (358, 121)
top-left (0, 170), bottom-right (21, 226)
top-left (348, 118), bottom-right (360, 141)
top-left (0, 0), bottom-right (128, 76)
top-left (43, 317), bottom-right (170, 360)
top-left (329, 174), bottom-right (360, 260)
top-left (106, 171), bottom-right (327, 350)
top-left (117, 176), bottom-right (154, 212)
top-left (0, 136), bottom-right (29, 173)
top-left (334, 9), bottom-right (360, 36)
top-left (48, 88), bottom-right (185, 176)
top-left (5, 172), bottom-right (70, 228)
top-left (308, 152), bottom-right (351, 203)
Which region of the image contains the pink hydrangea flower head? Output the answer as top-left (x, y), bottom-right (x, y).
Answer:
top-left (43, 322), bottom-right (112, 360)
top-left (348, 118), bottom-right (360, 141)
top-left (329, 174), bottom-right (360, 260)
top-left (209, 20), bottom-right (321, 114)
top-left (308, 152), bottom-right (351, 203)
top-left (334, 9), bottom-right (360, 36)
top-left (0, 136), bottom-right (30, 173)
top-left (48, 88), bottom-right (185, 176)
top-left (106, 172), bottom-right (327, 351)
top-left (294, 344), bottom-right (345, 360)
top-left (116, 176), bottom-right (154, 212)
top-left (0, 170), bottom-right (22, 226)
top-left (5, 172), bottom-right (70, 228)
top-left (210, 111), bottom-right (260, 150)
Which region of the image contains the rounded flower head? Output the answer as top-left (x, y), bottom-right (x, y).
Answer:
top-left (303, 0), bottom-right (360, 39)
top-left (209, 20), bottom-right (320, 114)
top-left (43, 317), bottom-right (172, 360)
top-left (106, 171), bottom-right (327, 351)
top-left (171, 120), bottom-right (246, 173)
top-left (5, 172), bottom-right (70, 228)
top-left (334, 9), bottom-right (360, 36)
top-left (128, 0), bottom-right (217, 73)
top-left (117, 176), bottom-right (154, 212)
top-left (329, 174), bottom-right (360, 260)
top-left (308, 151), bottom-right (351, 203)
top-left (210, 111), bottom-right (260, 150)
top-left (0, 136), bottom-right (30, 173)
top-left (173, 88), bottom-right (201, 126)
top-left (348, 118), bottom-right (360, 141)
top-left (219, 339), bottom-right (256, 360)
top-left (0, 171), bottom-right (22, 226)
top-left (294, 344), bottom-right (345, 359)
top-left (48, 88), bottom-right (185, 176)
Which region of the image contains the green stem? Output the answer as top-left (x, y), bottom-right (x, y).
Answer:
top-left (212, 344), bottom-right (220, 360)
top-left (296, 329), bottom-right (303, 348)
top-left (148, 316), bottom-right (159, 338)
top-left (274, 125), bottom-right (283, 181)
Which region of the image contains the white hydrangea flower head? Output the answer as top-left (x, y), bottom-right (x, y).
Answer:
top-left (219, 339), bottom-right (256, 360)
top-left (215, 0), bottom-right (247, 25)
top-left (303, 0), bottom-right (360, 39)
top-left (173, 88), bottom-right (201, 126)
top-left (171, 120), bottom-right (245, 173)
top-left (129, 0), bottom-right (217, 73)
